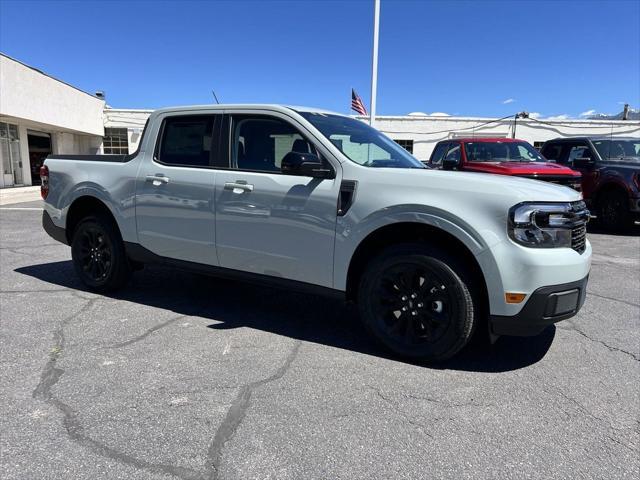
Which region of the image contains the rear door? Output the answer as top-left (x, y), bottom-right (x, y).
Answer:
top-left (135, 113), bottom-right (220, 265)
top-left (213, 111), bottom-right (341, 288)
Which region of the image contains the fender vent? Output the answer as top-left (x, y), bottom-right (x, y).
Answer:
top-left (338, 180), bottom-right (357, 216)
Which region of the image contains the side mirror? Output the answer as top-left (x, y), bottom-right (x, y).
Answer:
top-left (572, 157), bottom-right (594, 169)
top-left (281, 151), bottom-right (334, 179)
top-left (442, 157), bottom-right (460, 170)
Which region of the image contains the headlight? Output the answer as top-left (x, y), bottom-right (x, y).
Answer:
top-left (508, 202), bottom-right (589, 248)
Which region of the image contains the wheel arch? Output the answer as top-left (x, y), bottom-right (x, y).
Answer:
top-left (593, 180), bottom-right (629, 204)
top-left (65, 195), bottom-right (122, 244)
top-left (345, 222), bottom-right (490, 317)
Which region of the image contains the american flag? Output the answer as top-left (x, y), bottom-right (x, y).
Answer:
top-left (351, 89), bottom-right (368, 116)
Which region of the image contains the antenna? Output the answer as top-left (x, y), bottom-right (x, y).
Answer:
top-left (211, 90), bottom-right (220, 105)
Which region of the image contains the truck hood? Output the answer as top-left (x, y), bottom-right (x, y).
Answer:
top-left (465, 161), bottom-right (580, 176)
top-left (373, 167), bottom-right (582, 203)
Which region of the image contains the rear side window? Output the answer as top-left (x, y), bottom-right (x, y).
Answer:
top-left (430, 143), bottom-right (448, 165)
top-left (156, 115), bottom-right (215, 167)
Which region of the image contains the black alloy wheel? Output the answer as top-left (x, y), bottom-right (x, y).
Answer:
top-left (374, 262), bottom-right (455, 346)
top-left (358, 244), bottom-right (477, 362)
top-left (598, 190), bottom-right (629, 232)
top-left (71, 214), bottom-right (131, 291)
top-left (77, 226), bottom-right (113, 282)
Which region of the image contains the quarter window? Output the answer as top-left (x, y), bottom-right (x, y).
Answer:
top-left (430, 143), bottom-right (449, 165)
top-left (231, 116), bottom-right (315, 173)
top-left (157, 115), bottom-right (215, 167)
top-left (103, 128), bottom-right (129, 155)
top-left (445, 143), bottom-right (461, 161)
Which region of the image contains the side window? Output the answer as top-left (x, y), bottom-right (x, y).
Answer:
top-left (157, 115), bottom-right (215, 167)
top-left (445, 143), bottom-right (461, 161)
top-left (542, 143), bottom-right (563, 161)
top-left (430, 143), bottom-right (448, 165)
top-left (232, 116), bottom-right (315, 173)
top-left (568, 144), bottom-right (591, 163)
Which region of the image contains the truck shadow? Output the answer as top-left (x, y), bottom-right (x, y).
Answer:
top-left (15, 261), bottom-right (555, 373)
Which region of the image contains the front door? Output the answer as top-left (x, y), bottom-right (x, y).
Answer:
top-left (214, 113), bottom-right (341, 288)
top-left (135, 113), bottom-right (219, 265)
top-left (565, 142), bottom-right (598, 199)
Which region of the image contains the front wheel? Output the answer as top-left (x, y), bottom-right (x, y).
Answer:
top-left (597, 190), bottom-right (629, 232)
top-left (357, 244), bottom-right (477, 362)
top-left (71, 214), bottom-right (131, 292)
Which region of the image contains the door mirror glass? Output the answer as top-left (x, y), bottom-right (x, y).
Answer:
top-left (281, 151), bottom-right (334, 178)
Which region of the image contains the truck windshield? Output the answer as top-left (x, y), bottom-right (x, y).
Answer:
top-left (592, 139), bottom-right (640, 162)
top-left (298, 112), bottom-right (425, 168)
top-left (464, 141), bottom-right (545, 162)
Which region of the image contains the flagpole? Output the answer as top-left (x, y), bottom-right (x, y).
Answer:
top-left (369, 0), bottom-right (380, 126)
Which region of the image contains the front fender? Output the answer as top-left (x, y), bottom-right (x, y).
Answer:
top-left (332, 205), bottom-right (503, 296)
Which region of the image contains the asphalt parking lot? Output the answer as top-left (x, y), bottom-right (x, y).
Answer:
top-left (1, 201), bottom-right (638, 480)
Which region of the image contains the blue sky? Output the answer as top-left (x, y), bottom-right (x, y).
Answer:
top-left (1, 0), bottom-right (638, 118)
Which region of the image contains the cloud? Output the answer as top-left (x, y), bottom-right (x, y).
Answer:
top-left (579, 109), bottom-right (597, 117)
top-left (529, 112), bottom-right (541, 119)
top-left (545, 114), bottom-right (571, 120)
top-left (502, 98), bottom-right (516, 104)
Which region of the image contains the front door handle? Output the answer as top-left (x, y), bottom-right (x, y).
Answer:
top-left (146, 174), bottom-right (170, 186)
top-left (224, 181), bottom-right (254, 193)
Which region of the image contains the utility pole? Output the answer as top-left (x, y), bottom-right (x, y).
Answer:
top-left (370, 0), bottom-right (380, 126)
top-left (623, 103), bottom-right (630, 120)
top-left (512, 111), bottom-right (529, 139)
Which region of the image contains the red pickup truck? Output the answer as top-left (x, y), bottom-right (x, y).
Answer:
top-left (427, 138), bottom-right (582, 191)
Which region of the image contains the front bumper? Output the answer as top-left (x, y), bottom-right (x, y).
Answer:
top-left (490, 275), bottom-right (589, 336)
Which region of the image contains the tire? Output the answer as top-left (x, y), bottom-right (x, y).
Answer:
top-left (597, 190), bottom-right (629, 232)
top-left (357, 243), bottom-right (477, 362)
top-left (71, 214), bottom-right (131, 292)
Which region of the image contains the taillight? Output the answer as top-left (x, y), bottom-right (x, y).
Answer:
top-left (40, 165), bottom-right (49, 199)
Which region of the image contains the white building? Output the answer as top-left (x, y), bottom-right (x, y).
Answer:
top-left (371, 114), bottom-right (640, 161)
top-left (0, 54), bottom-right (105, 188)
top-left (1, 53), bottom-right (638, 188)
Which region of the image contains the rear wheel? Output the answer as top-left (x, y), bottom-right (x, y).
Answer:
top-left (357, 244), bottom-right (477, 362)
top-left (71, 214), bottom-right (131, 292)
top-left (598, 190), bottom-right (629, 231)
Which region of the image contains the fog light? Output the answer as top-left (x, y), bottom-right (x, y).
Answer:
top-left (505, 292), bottom-right (527, 304)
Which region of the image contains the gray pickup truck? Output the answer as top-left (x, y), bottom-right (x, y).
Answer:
top-left (42, 105), bottom-right (592, 361)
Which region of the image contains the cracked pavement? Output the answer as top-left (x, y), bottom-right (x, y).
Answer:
top-left (1, 201), bottom-right (638, 479)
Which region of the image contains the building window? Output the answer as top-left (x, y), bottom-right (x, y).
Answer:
top-left (103, 128), bottom-right (129, 154)
top-left (0, 122), bottom-right (24, 185)
top-left (533, 141), bottom-right (544, 151)
top-left (394, 139), bottom-right (414, 154)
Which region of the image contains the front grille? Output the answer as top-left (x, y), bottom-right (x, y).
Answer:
top-left (570, 200), bottom-right (589, 254)
top-left (571, 224), bottom-right (587, 254)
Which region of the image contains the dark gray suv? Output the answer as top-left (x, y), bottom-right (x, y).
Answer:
top-left (541, 137), bottom-right (640, 231)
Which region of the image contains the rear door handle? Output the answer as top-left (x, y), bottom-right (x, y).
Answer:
top-left (146, 174), bottom-right (170, 185)
top-left (224, 181), bottom-right (254, 193)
